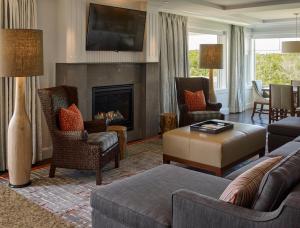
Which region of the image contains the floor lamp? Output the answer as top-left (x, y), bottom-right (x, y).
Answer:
top-left (0, 29), bottom-right (43, 188)
top-left (199, 44), bottom-right (223, 103)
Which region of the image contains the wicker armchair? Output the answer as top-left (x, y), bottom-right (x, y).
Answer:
top-left (38, 86), bottom-right (120, 185)
top-left (175, 77), bottom-right (224, 127)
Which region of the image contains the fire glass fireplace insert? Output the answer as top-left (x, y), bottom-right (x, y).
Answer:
top-left (92, 84), bottom-right (134, 130)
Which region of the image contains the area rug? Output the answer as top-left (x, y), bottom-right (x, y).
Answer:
top-left (0, 184), bottom-right (74, 228)
top-left (0, 138), bottom-right (163, 228)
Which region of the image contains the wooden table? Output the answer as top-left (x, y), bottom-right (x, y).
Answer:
top-left (107, 125), bottom-right (127, 160)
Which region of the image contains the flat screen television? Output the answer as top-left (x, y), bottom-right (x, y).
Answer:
top-left (86, 3), bottom-right (146, 52)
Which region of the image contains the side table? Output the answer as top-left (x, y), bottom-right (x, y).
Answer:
top-left (107, 125), bottom-right (127, 160)
top-left (160, 113), bottom-right (178, 134)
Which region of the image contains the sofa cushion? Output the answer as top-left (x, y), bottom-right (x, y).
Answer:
top-left (253, 150), bottom-right (300, 211)
top-left (90, 165), bottom-right (230, 228)
top-left (225, 157), bottom-right (269, 181)
top-left (267, 117), bottom-right (300, 138)
top-left (267, 141), bottom-right (300, 158)
top-left (219, 156), bottom-right (282, 207)
top-left (87, 132), bottom-right (118, 151)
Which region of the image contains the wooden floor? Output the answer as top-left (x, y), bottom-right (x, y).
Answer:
top-left (225, 108), bottom-right (268, 127)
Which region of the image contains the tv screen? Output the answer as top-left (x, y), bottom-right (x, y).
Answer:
top-left (86, 4), bottom-right (146, 52)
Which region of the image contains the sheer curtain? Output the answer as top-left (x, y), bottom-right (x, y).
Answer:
top-left (0, 0), bottom-right (42, 171)
top-left (159, 12), bottom-right (189, 114)
top-left (229, 25), bottom-right (246, 113)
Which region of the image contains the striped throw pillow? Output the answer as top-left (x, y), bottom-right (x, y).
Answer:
top-left (219, 156), bottom-right (282, 208)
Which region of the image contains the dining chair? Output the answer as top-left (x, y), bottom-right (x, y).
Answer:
top-left (269, 84), bottom-right (295, 124)
top-left (251, 80), bottom-right (269, 118)
top-left (296, 86), bottom-right (300, 117)
top-left (291, 80), bottom-right (300, 87)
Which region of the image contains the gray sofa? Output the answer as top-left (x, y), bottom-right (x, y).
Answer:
top-left (91, 138), bottom-right (300, 228)
top-left (268, 117), bottom-right (300, 151)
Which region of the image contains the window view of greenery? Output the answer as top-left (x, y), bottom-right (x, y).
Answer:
top-left (188, 33), bottom-right (218, 78)
top-left (255, 38), bottom-right (300, 86)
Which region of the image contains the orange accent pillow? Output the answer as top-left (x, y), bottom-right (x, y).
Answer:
top-left (59, 104), bottom-right (84, 131)
top-left (184, 90), bottom-right (206, 111)
top-left (219, 156), bottom-right (282, 208)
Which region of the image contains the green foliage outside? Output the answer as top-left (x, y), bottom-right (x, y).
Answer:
top-left (189, 50), bottom-right (300, 86)
top-left (189, 50), bottom-right (209, 77)
top-left (255, 53), bottom-right (300, 86)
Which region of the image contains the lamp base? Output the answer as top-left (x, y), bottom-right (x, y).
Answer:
top-left (208, 69), bottom-right (217, 103)
top-left (7, 77), bottom-right (33, 188)
top-left (9, 181), bottom-right (31, 188)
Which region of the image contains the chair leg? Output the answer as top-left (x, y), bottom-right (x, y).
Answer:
top-left (49, 164), bottom-right (56, 178)
top-left (259, 104), bottom-right (264, 116)
top-left (96, 168), bottom-right (102, 185)
top-left (251, 102), bottom-right (257, 118)
top-left (115, 147), bottom-right (120, 168)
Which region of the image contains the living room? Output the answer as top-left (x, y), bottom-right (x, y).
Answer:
top-left (1, 0), bottom-right (300, 227)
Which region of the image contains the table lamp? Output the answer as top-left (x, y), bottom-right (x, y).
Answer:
top-left (0, 29), bottom-right (43, 188)
top-left (199, 44), bottom-right (223, 103)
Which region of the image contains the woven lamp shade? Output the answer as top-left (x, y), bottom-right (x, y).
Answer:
top-left (199, 44), bottom-right (223, 69)
top-left (0, 29), bottom-right (43, 77)
top-left (282, 41), bottom-right (300, 53)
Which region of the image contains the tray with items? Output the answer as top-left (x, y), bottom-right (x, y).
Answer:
top-left (190, 120), bottom-right (233, 134)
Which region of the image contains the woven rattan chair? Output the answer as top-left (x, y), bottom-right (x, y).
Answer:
top-left (175, 77), bottom-right (224, 127)
top-left (38, 86), bottom-right (120, 185)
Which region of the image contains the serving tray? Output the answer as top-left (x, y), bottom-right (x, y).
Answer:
top-left (190, 120), bottom-right (233, 134)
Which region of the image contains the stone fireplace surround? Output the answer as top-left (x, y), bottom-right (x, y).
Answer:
top-left (56, 63), bottom-right (160, 141)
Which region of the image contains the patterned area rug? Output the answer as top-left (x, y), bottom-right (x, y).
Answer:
top-left (0, 138), bottom-right (163, 228)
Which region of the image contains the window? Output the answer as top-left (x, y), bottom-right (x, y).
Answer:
top-left (188, 32), bottom-right (226, 89)
top-left (254, 38), bottom-right (300, 86)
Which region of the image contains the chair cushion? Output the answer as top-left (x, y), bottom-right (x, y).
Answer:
top-left (184, 90), bottom-right (206, 111)
top-left (187, 111), bottom-right (222, 122)
top-left (88, 131), bottom-right (118, 151)
top-left (91, 165), bottom-right (231, 228)
top-left (59, 104), bottom-right (84, 131)
top-left (267, 117), bottom-right (300, 138)
top-left (253, 150), bottom-right (300, 211)
top-left (219, 156), bottom-right (282, 208)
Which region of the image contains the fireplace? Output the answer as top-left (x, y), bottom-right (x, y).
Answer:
top-left (92, 84), bottom-right (134, 130)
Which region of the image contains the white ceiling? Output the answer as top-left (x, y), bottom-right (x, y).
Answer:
top-left (149, 0), bottom-right (300, 26)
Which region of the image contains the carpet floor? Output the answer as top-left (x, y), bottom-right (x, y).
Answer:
top-left (0, 137), bottom-right (258, 227)
top-left (0, 184), bottom-right (74, 228)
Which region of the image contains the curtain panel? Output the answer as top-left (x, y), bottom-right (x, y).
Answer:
top-left (159, 12), bottom-right (189, 114)
top-left (229, 25), bottom-right (246, 113)
top-left (0, 0), bottom-right (42, 171)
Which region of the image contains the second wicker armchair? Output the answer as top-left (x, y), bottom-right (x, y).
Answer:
top-left (38, 86), bottom-right (120, 185)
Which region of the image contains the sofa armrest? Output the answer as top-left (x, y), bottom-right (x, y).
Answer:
top-left (172, 189), bottom-right (285, 228)
top-left (206, 102), bottom-right (222, 111)
top-left (84, 120), bottom-right (107, 133)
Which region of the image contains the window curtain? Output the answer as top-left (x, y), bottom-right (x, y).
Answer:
top-left (0, 0), bottom-right (42, 171)
top-left (159, 12), bottom-right (189, 114)
top-left (229, 25), bottom-right (246, 113)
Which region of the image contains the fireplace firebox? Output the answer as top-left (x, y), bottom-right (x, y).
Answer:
top-left (92, 84), bottom-right (134, 130)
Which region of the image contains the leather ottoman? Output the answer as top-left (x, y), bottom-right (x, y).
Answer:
top-left (163, 121), bottom-right (266, 176)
